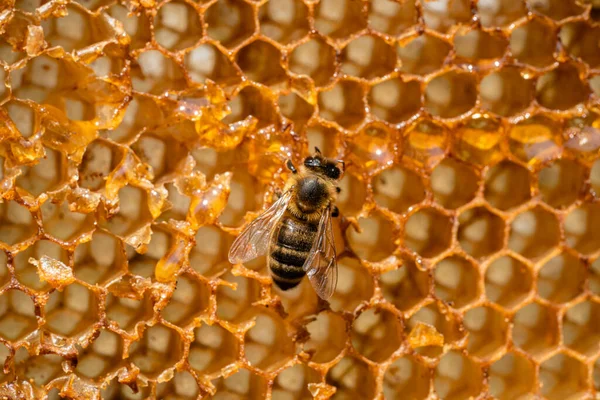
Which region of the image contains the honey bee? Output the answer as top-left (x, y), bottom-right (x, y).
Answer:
top-left (228, 148), bottom-right (344, 300)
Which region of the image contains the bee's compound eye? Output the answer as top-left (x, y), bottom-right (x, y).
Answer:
top-left (326, 165), bottom-right (341, 179)
top-left (304, 157), bottom-right (320, 167)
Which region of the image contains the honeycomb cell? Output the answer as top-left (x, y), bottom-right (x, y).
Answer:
top-left (190, 225), bottom-right (233, 277)
top-left (272, 364), bottom-right (319, 399)
top-left (434, 351), bottom-right (483, 400)
top-left (485, 255), bottom-right (533, 310)
top-left (536, 63), bottom-right (589, 111)
top-left (304, 311), bottom-right (347, 364)
top-left (513, 301), bottom-right (559, 358)
top-left (383, 355), bottom-right (430, 400)
top-left (100, 185), bottom-right (153, 238)
top-left (403, 119), bottom-right (449, 168)
top-left (404, 207), bottom-right (453, 258)
top-left (434, 255), bottom-right (480, 309)
top-left (75, 329), bottom-right (123, 380)
top-left (347, 122), bottom-right (396, 173)
top-left (425, 70), bottom-right (477, 118)
top-left (373, 165), bottom-right (426, 214)
top-left (218, 169), bottom-right (264, 227)
top-left (368, 77), bottom-right (421, 123)
top-left (156, 370), bottom-right (199, 399)
top-left (161, 274), bottom-right (210, 326)
top-left (279, 92), bottom-right (314, 127)
top-left (79, 140), bottom-right (122, 191)
top-left (130, 324), bottom-right (183, 379)
top-left (0, 289), bottom-right (37, 341)
top-left (454, 29), bottom-right (508, 63)
top-left (539, 159), bottom-right (585, 209)
top-left (484, 160), bottom-right (531, 210)
top-left (422, 0), bottom-right (472, 33)
top-left (154, 1), bottom-right (202, 51)
top-left (245, 311), bottom-right (295, 371)
top-left (560, 22), bottom-right (600, 68)
top-left (44, 282), bottom-right (99, 338)
top-left (539, 353), bottom-right (589, 400)
top-left (313, 0), bottom-right (367, 39)
top-left (406, 303), bottom-right (465, 357)
top-left (565, 203), bottom-right (600, 255)
top-left (14, 240), bottom-right (68, 291)
top-left (216, 273), bottom-right (261, 322)
top-left (105, 292), bottom-right (153, 333)
top-left (341, 35), bottom-right (396, 80)
top-left (289, 38), bottom-right (337, 87)
top-left (13, 351), bottom-right (63, 389)
top-left (211, 368), bottom-right (268, 399)
top-left (480, 67), bottom-right (534, 116)
top-left (318, 79), bottom-right (366, 130)
top-left (398, 34), bottom-right (452, 76)
top-left (16, 148), bottom-right (68, 198)
top-left (0, 200), bottom-right (37, 247)
top-left (464, 306), bottom-right (508, 360)
top-left (5, 100), bottom-right (36, 138)
top-left (351, 307), bottom-right (402, 362)
top-left (205, 0), bottom-right (256, 48)
top-left (431, 158), bottom-right (478, 210)
top-left (454, 115), bottom-right (504, 166)
top-left (381, 259), bottom-right (430, 312)
top-left (510, 17), bottom-right (556, 68)
top-left (329, 258), bottom-right (374, 313)
top-left (236, 40), bottom-right (287, 87)
top-left (225, 85), bottom-right (279, 128)
top-left (458, 206), bottom-right (505, 258)
top-left (184, 43), bottom-right (241, 85)
top-left (40, 201), bottom-right (94, 243)
top-left (189, 323), bottom-right (238, 375)
top-left (132, 50), bottom-right (187, 95)
top-left (326, 357), bottom-right (377, 400)
top-left (368, 0), bottom-right (417, 36)
top-left (257, 0), bottom-right (308, 44)
top-left (305, 124), bottom-right (341, 158)
top-left (489, 352), bottom-right (536, 399)
top-left (563, 300), bottom-right (600, 356)
top-left (43, 5), bottom-right (99, 52)
top-left (509, 205), bottom-right (561, 260)
top-left (538, 252), bottom-right (586, 304)
top-left (526, 0), bottom-right (586, 21)
top-left (348, 212), bottom-right (396, 263)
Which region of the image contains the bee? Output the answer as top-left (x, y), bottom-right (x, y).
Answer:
top-left (228, 148), bottom-right (344, 300)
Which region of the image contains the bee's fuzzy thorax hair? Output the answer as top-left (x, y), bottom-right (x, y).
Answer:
top-left (283, 166), bottom-right (337, 223)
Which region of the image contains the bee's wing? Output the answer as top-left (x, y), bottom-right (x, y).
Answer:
top-left (228, 190), bottom-right (293, 264)
top-left (303, 206), bottom-right (338, 300)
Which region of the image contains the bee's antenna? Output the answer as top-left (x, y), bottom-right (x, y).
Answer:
top-left (314, 146), bottom-right (321, 154)
top-left (337, 160), bottom-right (345, 172)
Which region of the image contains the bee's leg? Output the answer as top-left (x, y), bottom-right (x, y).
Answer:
top-left (332, 206), bottom-right (339, 218)
top-left (286, 159), bottom-right (297, 174)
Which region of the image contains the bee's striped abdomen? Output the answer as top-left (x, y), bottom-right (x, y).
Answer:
top-left (269, 216), bottom-right (317, 290)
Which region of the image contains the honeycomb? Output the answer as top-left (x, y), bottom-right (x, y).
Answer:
top-left (1, 0), bottom-right (600, 398)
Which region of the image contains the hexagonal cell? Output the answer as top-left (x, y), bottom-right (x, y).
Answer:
top-left (272, 364), bottom-right (320, 398)
top-left (454, 115), bottom-right (504, 166)
top-left (480, 67), bottom-right (534, 116)
top-left (381, 259), bottom-right (429, 312)
top-left (403, 119), bottom-right (449, 169)
top-left (184, 43), bottom-right (241, 85)
top-left (434, 256), bottom-right (480, 308)
top-left (510, 17), bottom-right (557, 67)
top-left (341, 35), bottom-right (397, 79)
top-left (404, 208), bottom-right (453, 258)
top-left (154, 1), bottom-right (202, 51)
top-left (383, 355), bottom-right (430, 399)
top-left (244, 311), bottom-right (294, 371)
top-left (130, 324), bottom-right (183, 379)
top-left (100, 185), bottom-right (153, 239)
top-left (289, 38), bottom-right (337, 87)
top-left (329, 258), bottom-right (374, 313)
top-left (560, 22), bottom-right (600, 68)
top-left (368, 0), bottom-right (417, 36)
top-left (509, 206), bottom-right (561, 260)
top-left (508, 114), bottom-right (562, 165)
top-left (368, 77), bottom-right (421, 123)
top-left (40, 201), bottom-right (94, 243)
top-left (536, 64), bottom-right (589, 111)
top-left (44, 282), bottom-right (99, 338)
top-left (527, 0), bottom-right (586, 21)
top-left (304, 311), bottom-right (347, 364)
top-left (43, 5), bottom-right (99, 52)
top-left (190, 225), bottom-right (233, 277)
top-left (314, 0), bottom-right (367, 39)
top-left (131, 133), bottom-right (186, 180)
top-left (434, 351), bottom-right (483, 400)
top-left (78, 140), bottom-right (122, 191)
top-left (318, 79), bottom-right (366, 130)
top-left (464, 306), bottom-right (508, 360)
top-left (189, 322), bottom-right (238, 375)
top-left (484, 161), bottom-right (531, 211)
top-left (421, 0), bottom-right (472, 33)
top-left (0, 289), bottom-right (37, 341)
top-left (540, 353), bottom-right (589, 400)
top-left (458, 206), bottom-right (505, 258)
top-left (258, 0), bottom-right (309, 44)
top-left (14, 240), bottom-right (68, 291)
top-left (326, 357), bottom-right (377, 399)
top-left (425, 70), bottom-right (477, 118)
top-left (16, 147), bottom-right (68, 197)
top-left (105, 292), bottom-right (153, 333)
top-left (156, 370), bottom-right (199, 399)
top-left (127, 227), bottom-right (171, 279)
top-left (278, 92), bottom-right (314, 126)
top-left (538, 252), bottom-right (586, 304)
top-left (236, 40), bottom-right (287, 87)
top-left (351, 307), bottom-right (402, 362)
top-left (161, 274), bottom-right (210, 326)
top-left (347, 122), bottom-right (396, 173)
top-left (406, 303), bottom-right (464, 357)
top-left (398, 34), bottom-right (452, 75)
top-left (106, 4), bottom-right (152, 50)
top-left (216, 273), bottom-right (261, 322)
top-left (485, 256), bottom-right (533, 310)
top-left (431, 158), bottom-right (479, 209)
top-left (539, 159), bottom-right (585, 209)
top-left (454, 29), bottom-right (508, 62)
top-left (374, 166), bottom-right (426, 214)
top-left (218, 168), bottom-right (264, 227)
top-left (0, 200), bottom-right (37, 247)
top-left (305, 124), bottom-right (341, 159)
top-left (75, 329), bottom-right (124, 380)
top-left (489, 352), bottom-right (536, 400)
top-left (132, 50), bottom-right (187, 95)
top-left (224, 85), bottom-right (279, 128)
top-left (565, 203), bottom-right (600, 256)
top-left (5, 100), bottom-right (36, 138)
top-left (563, 300), bottom-right (600, 356)
top-left (513, 301), bottom-right (559, 358)
top-left (205, 0), bottom-right (256, 48)
top-left (13, 351), bottom-right (63, 389)
top-left (348, 212), bottom-right (396, 263)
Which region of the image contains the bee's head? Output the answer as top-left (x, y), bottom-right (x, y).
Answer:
top-left (303, 147), bottom-right (344, 180)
